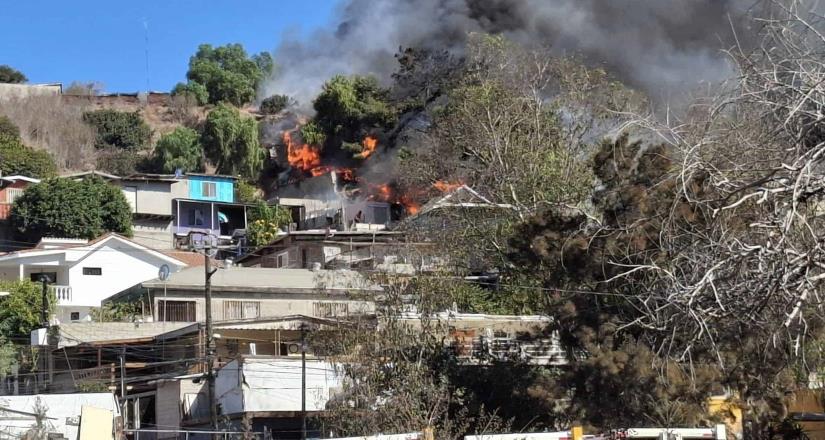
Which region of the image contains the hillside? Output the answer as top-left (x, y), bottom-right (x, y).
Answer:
top-left (0, 91), bottom-right (263, 174)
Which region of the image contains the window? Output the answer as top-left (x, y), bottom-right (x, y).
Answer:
top-left (223, 301), bottom-right (260, 320)
top-left (373, 206), bottom-right (389, 225)
top-left (82, 267), bottom-right (102, 276)
top-left (275, 251), bottom-right (289, 268)
top-left (6, 188), bottom-right (24, 204)
top-left (70, 312), bottom-right (80, 321)
top-left (190, 208), bottom-right (205, 226)
top-left (202, 182), bottom-right (216, 198)
top-left (313, 302), bottom-right (349, 318)
top-left (29, 272), bottom-right (56, 283)
top-left (158, 300), bottom-right (196, 322)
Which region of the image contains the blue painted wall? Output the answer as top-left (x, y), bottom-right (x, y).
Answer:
top-left (187, 176), bottom-right (235, 203)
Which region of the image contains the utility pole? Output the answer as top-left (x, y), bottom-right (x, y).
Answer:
top-left (300, 323), bottom-right (307, 440)
top-left (120, 347), bottom-right (127, 428)
top-left (204, 243), bottom-right (219, 434)
top-left (38, 275), bottom-right (50, 394)
top-left (39, 275), bottom-right (49, 327)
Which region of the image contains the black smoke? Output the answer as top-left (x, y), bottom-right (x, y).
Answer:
top-left (262, 0), bottom-right (773, 104)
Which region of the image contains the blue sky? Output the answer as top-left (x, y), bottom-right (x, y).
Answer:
top-left (1, 1), bottom-right (338, 92)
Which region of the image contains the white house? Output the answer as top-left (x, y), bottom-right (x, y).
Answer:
top-left (0, 233), bottom-right (187, 323)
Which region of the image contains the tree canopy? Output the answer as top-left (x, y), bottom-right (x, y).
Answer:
top-left (185, 43), bottom-right (270, 106)
top-left (0, 280), bottom-right (54, 342)
top-left (259, 94), bottom-right (293, 115)
top-left (311, 75), bottom-right (396, 150)
top-left (153, 127), bottom-right (204, 174)
top-left (202, 103), bottom-right (263, 179)
top-left (0, 134), bottom-right (57, 178)
top-left (171, 81), bottom-right (209, 106)
top-left (0, 65), bottom-right (27, 84)
top-left (82, 109), bottom-right (152, 150)
top-left (11, 177), bottom-right (133, 242)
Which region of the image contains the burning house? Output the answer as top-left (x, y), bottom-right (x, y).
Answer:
top-left (264, 119), bottom-right (420, 234)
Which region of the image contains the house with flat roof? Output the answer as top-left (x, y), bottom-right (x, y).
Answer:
top-left (123, 266), bottom-right (380, 323)
top-left (0, 233), bottom-right (187, 322)
top-left (48, 315), bottom-right (364, 432)
top-left (62, 172), bottom-right (251, 250)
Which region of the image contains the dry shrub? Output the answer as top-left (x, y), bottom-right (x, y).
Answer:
top-left (0, 96), bottom-right (95, 171)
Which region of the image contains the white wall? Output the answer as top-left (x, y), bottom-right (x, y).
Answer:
top-left (215, 358), bottom-right (341, 414)
top-left (66, 239), bottom-right (182, 307)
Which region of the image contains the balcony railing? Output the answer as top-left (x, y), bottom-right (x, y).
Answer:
top-left (49, 285), bottom-right (72, 303)
top-left (452, 336), bottom-right (567, 365)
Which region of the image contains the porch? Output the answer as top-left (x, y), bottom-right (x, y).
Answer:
top-left (172, 199), bottom-right (248, 239)
top-left (0, 264), bottom-right (73, 305)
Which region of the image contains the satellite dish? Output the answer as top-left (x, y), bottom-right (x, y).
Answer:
top-left (158, 264), bottom-right (171, 281)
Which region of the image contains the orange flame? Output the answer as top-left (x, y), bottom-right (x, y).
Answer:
top-left (310, 166), bottom-right (332, 177)
top-left (371, 183), bottom-right (393, 201)
top-left (284, 131), bottom-right (322, 172)
top-left (366, 183), bottom-right (420, 214)
top-left (432, 180), bottom-right (463, 192)
top-left (357, 136), bottom-right (378, 159)
top-left (337, 167), bottom-right (356, 182)
top-left (400, 196), bottom-right (421, 215)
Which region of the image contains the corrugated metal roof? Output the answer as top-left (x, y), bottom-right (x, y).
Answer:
top-left (58, 322), bottom-right (191, 347)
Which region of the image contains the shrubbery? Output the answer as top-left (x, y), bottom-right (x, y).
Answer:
top-left (83, 109), bottom-right (152, 150)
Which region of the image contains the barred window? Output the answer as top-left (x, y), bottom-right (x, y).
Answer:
top-left (224, 301), bottom-right (260, 320)
top-left (313, 302), bottom-right (349, 318)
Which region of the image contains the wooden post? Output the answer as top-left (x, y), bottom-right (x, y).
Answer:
top-left (423, 427), bottom-right (434, 440)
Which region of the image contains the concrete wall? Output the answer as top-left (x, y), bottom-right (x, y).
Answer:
top-left (0, 83), bottom-right (61, 101)
top-left (131, 218), bottom-right (174, 250)
top-left (118, 181), bottom-right (174, 216)
top-left (156, 378), bottom-right (207, 437)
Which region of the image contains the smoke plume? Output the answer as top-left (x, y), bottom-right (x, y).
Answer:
top-left (262, 0), bottom-right (769, 105)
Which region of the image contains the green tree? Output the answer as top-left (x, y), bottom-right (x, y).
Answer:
top-left (0, 280), bottom-right (55, 341)
top-left (259, 94), bottom-right (293, 115)
top-left (11, 177), bottom-right (132, 242)
top-left (171, 81), bottom-right (209, 106)
top-left (0, 134), bottom-right (57, 178)
top-left (0, 65), bottom-right (26, 84)
top-left (153, 127), bottom-right (204, 174)
top-left (252, 52), bottom-right (275, 78)
top-left (82, 109), bottom-right (152, 150)
top-left (0, 115), bottom-right (20, 138)
top-left (312, 75), bottom-right (396, 148)
top-left (247, 202), bottom-right (292, 247)
top-left (186, 44), bottom-right (268, 106)
top-left (235, 180), bottom-right (260, 204)
top-left (90, 302), bottom-right (139, 322)
top-left (202, 104), bottom-right (263, 179)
